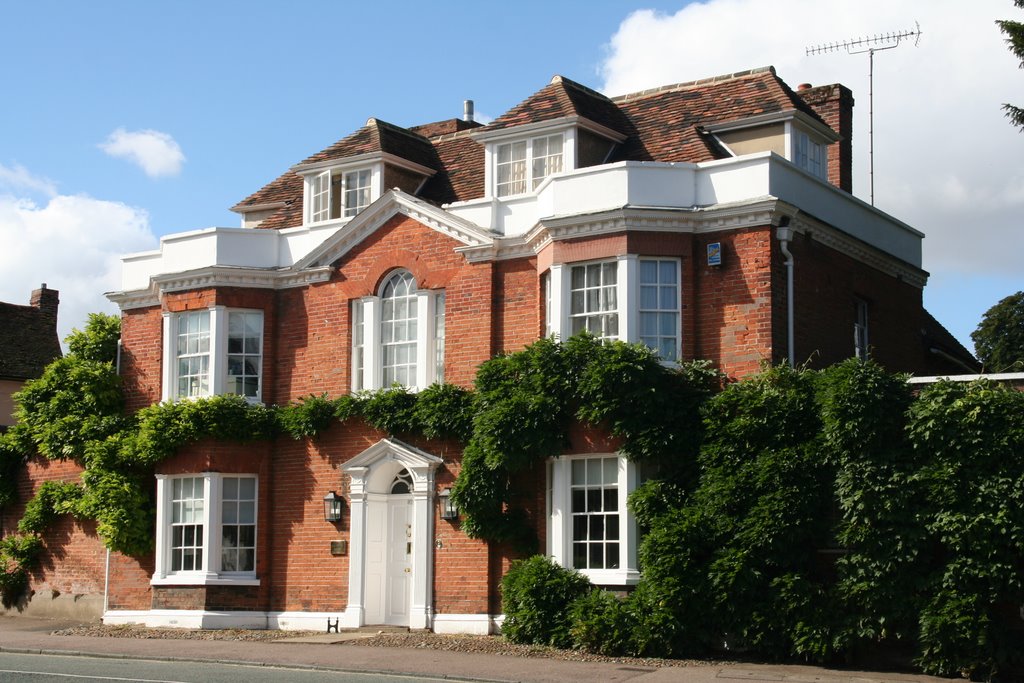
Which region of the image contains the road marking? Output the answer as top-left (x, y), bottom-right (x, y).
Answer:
top-left (0, 669), bottom-right (189, 683)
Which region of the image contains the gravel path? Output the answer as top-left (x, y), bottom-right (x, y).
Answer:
top-left (53, 623), bottom-right (724, 668)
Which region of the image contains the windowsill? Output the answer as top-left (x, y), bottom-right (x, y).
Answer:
top-left (151, 575), bottom-right (260, 587)
top-left (576, 568), bottom-right (641, 587)
top-left (168, 394), bottom-right (264, 406)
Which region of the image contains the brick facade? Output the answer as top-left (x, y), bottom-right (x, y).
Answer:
top-left (5, 67), bottom-right (978, 630)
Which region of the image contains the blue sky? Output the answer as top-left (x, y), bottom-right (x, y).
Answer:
top-left (1, 0), bottom-right (1021, 361)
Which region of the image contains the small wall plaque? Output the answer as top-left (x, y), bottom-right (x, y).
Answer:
top-left (330, 540), bottom-right (348, 556)
top-left (707, 242), bottom-right (722, 266)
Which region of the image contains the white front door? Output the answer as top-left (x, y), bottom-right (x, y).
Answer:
top-left (385, 497), bottom-right (412, 625)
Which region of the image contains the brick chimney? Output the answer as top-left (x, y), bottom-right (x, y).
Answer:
top-left (797, 84), bottom-right (854, 194)
top-left (30, 283), bottom-right (59, 324)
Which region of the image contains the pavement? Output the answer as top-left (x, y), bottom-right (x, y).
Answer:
top-left (0, 616), bottom-right (955, 683)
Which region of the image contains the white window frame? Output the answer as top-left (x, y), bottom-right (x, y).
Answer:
top-left (152, 473), bottom-right (259, 586)
top-left (854, 298), bottom-right (869, 360)
top-left (351, 270), bottom-right (445, 392)
top-left (547, 454), bottom-right (641, 586)
top-left (791, 127), bottom-right (827, 180)
top-left (303, 164), bottom-right (381, 225)
top-left (161, 308), bottom-right (264, 403)
top-left (548, 256), bottom-right (681, 361)
top-left (638, 258), bottom-right (681, 361)
top-left (492, 132), bottom-right (567, 198)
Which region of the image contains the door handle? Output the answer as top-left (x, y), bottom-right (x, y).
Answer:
top-left (404, 568), bottom-right (411, 573)
top-left (406, 542), bottom-right (412, 554)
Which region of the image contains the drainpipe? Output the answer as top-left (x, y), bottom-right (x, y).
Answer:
top-left (103, 547), bottom-right (110, 619)
top-left (775, 216), bottom-right (796, 366)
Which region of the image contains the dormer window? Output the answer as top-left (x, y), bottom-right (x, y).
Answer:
top-left (310, 168), bottom-right (373, 223)
top-left (793, 129), bottom-right (827, 180)
top-left (495, 134), bottom-right (564, 197)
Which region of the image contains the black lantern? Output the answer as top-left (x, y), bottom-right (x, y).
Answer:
top-left (439, 488), bottom-right (458, 521)
top-left (323, 491), bottom-right (343, 523)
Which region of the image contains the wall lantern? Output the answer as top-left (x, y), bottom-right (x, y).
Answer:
top-left (439, 488), bottom-right (459, 521)
top-left (323, 491), bottom-right (344, 523)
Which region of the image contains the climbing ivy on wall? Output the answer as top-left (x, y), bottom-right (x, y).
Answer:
top-left (2, 316), bottom-right (1022, 679)
top-left (506, 360), bottom-right (1024, 680)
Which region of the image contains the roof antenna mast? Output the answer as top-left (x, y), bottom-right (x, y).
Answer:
top-left (806, 22), bottom-right (921, 206)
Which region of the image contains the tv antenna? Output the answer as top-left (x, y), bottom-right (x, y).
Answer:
top-left (806, 22), bottom-right (921, 206)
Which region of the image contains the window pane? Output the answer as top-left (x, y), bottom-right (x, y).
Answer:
top-left (589, 543), bottom-right (604, 569)
top-left (640, 285), bottom-right (658, 310)
top-left (640, 259), bottom-right (657, 283)
top-left (589, 514), bottom-right (604, 540)
top-left (571, 458), bottom-right (586, 485)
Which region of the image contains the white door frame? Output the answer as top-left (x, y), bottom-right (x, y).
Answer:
top-left (342, 438), bottom-right (442, 630)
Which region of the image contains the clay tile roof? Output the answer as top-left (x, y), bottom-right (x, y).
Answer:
top-left (234, 119), bottom-right (442, 216)
top-left (408, 118), bottom-right (483, 138)
top-left (486, 75), bottom-right (631, 136)
top-left (0, 293), bottom-right (61, 381)
top-left (233, 67), bottom-right (840, 229)
top-left (611, 67), bottom-right (828, 163)
top-left (419, 133), bottom-right (485, 205)
top-left (298, 118), bottom-right (439, 171)
top-left (232, 170), bottom-right (302, 211)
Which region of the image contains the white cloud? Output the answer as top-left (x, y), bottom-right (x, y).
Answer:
top-left (99, 128), bottom-right (185, 178)
top-left (600, 0), bottom-right (1024, 278)
top-left (0, 162), bottom-right (57, 198)
top-left (0, 188), bottom-right (156, 347)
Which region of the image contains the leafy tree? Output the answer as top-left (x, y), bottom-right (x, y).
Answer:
top-left (997, 0), bottom-right (1024, 130)
top-left (970, 290), bottom-right (1024, 372)
top-left (65, 313), bottom-right (120, 364)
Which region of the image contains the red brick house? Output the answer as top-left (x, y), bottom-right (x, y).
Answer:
top-left (6, 67), bottom-right (975, 630)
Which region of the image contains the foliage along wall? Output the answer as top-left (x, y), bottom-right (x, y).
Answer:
top-left (1, 313), bottom-right (1022, 679)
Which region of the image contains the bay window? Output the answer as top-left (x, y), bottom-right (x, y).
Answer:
top-left (153, 473), bottom-right (258, 585)
top-left (352, 270), bottom-right (445, 391)
top-left (549, 257), bottom-right (680, 360)
top-left (162, 308), bottom-right (264, 402)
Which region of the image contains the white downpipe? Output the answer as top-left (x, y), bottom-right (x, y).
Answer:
top-left (776, 222), bottom-right (796, 366)
top-left (103, 548), bottom-right (110, 616)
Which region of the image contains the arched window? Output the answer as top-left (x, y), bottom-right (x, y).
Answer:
top-left (390, 468), bottom-right (413, 495)
top-left (351, 270), bottom-right (445, 391)
top-left (381, 271), bottom-right (418, 387)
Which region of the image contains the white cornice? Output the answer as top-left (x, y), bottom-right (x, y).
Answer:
top-left (472, 116), bottom-right (627, 144)
top-left (472, 115), bottom-right (626, 144)
top-left (294, 189), bottom-right (496, 270)
top-left (791, 214), bottom-right (928, 288)
top-left (524, 200), bottom-right (925, 286)
top-left (106, 265), bottom-right (335, 311)
top-left (229, 201), bottom-right (287, 215)
top-left (292, 152), bottom-right (436, 179)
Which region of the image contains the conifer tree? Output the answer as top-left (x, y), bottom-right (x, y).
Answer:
top-left (997, 0), bottom-right (1024, 129)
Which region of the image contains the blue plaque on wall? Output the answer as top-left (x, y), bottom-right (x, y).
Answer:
top-left (707, 242), bottom-right (722, 266)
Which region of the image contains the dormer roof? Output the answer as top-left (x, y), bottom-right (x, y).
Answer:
top-left (612, 67), bottom-right (829, 162)
top-left (484, 75), bottom-right (632, 137)
top-left (232, 66), bottom-right (846, 231)
top-left (294, 118), bottom-right (440, 172)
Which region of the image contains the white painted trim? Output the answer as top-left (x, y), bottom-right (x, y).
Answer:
top-left (104, 609), bottom-right (499, 634)
top-left (908, 372), bottom-right (1024, 384)
top-left (431, 613), bottom-right (496, 635)
top-left (343, 439), bottom-right (442, 631)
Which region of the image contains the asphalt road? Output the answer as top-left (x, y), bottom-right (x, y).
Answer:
top-left (0, 652), bottom-right (451, 683)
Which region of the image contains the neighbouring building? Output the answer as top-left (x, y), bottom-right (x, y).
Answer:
top-left (0, 285), bottom-right (61, 431)
top-left (4, 67), bottom-right (977, 630)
